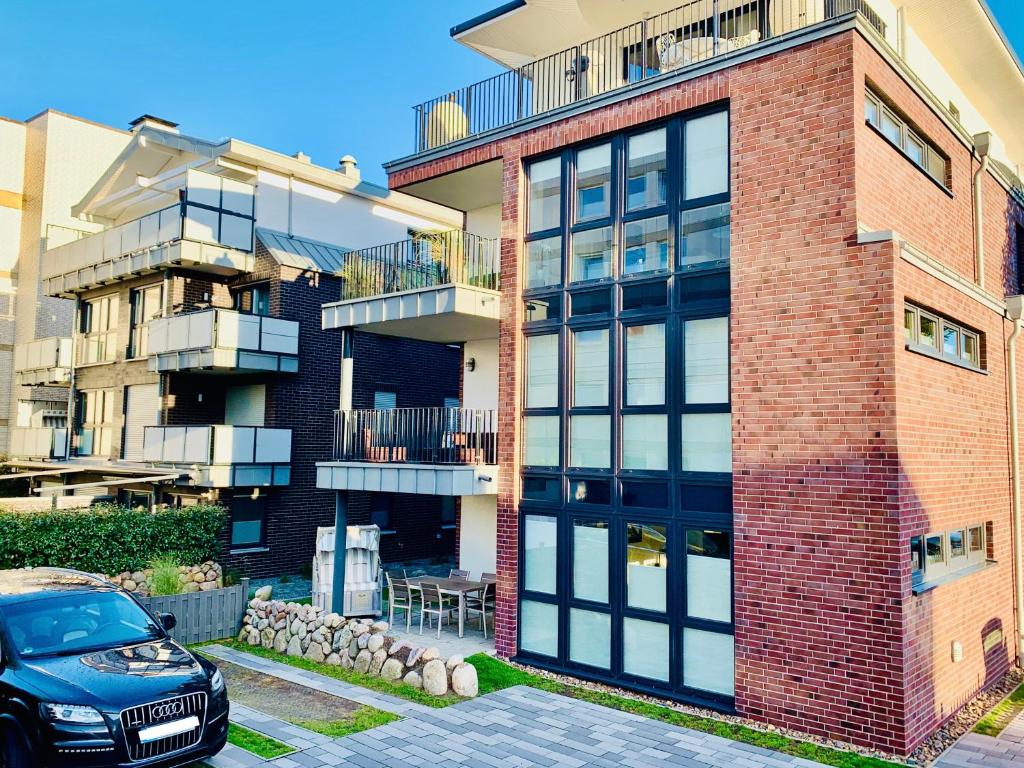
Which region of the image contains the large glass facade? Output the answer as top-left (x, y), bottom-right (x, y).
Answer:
top-left (519, 107), bottom-right (733, 706)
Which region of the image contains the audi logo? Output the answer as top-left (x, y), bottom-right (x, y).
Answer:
top-left (150, 701), bottom-right (184, 720)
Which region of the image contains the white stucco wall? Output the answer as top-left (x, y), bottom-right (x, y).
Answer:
top-left (459, 495), bottom-right (497, 577)
top-left (466, 204), bottom-right (501, 240)
top-left (0, 119), bottom-right (25, 284)
top-left (462, 339), bottom-right (498, 411)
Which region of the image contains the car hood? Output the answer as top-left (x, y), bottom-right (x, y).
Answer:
top-left (17, 637), bottom-right (209, 711)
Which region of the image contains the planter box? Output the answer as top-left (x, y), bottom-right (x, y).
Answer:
top-left (139, 578), bottom-right (249, 645)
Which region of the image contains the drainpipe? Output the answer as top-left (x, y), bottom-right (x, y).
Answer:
top-left (1006, 295), bottom-right (1024, 665)
top-left (973, 132), bottom-right (993, 288)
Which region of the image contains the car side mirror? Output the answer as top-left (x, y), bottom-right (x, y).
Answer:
top-left (159, 612), bottom-right (177, 632)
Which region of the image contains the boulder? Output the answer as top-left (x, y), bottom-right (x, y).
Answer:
top-left (273, 631), bottom-right (289, 654)
top-left (406, 647), bottom-right (425, 667)
top-left (367, 634), bottom-right (385, 654)
top-left (199, 581), bottom-right (217, 591)
top-left (422, 659), bottom-right (448, 696)
top-left (388, 640), bottom-right (410, 657)
top-left (369, 649), bottom-right (387, 676)
top-left (348, 639), bottom-right (360, 659)
top-left (370, 620), bottom-right (389, 634)
top-left (286, 636), bottom-right (302, 657)
top-left (403, 670), bottom-right (423, 689)
top-left (451, 663), bottom-right (479, 697)
top-left (421, 647), bottom-right (440, 663)
top-left (304, 642), bottom-right (325, 663)
top-left (260, 628), bottom-right (275, 649)
top-left (380, 657), bottom-right (405, 681)
top-left (246, 629), bottom-right (260, 646)
top-left (354, 649), bottom-right (372, 674)
top-left (445, 655), bottom-right (464, 673)
top-left (351, 623), bottom-right (369, 637)
top-left (325, 653), bottom-right (342, 666)
top-left (122, 579), bottom-right (137, 592)
top-left (341, 652), bottom-right (354, 670)
top-left (357, 633), bottom-right (370, 650)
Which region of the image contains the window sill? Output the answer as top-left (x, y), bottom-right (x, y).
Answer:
top-left (379, 529), bottom-right (397, 536)
top-left (912, 559), bottom-right (995, 595)
top-left (74, 360), bottom-right (118, 369)
top-left (440, 524), bottom-right (457, 530)
top-left (905, 342), bottom-right (986, 375)
top-left (866, 121), bottom-right (954, 199)
top-left (229, 546), bottom-right (269, 555)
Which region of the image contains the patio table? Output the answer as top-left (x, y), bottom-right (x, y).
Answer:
top-left (406, 576), bottom-right (487, 638)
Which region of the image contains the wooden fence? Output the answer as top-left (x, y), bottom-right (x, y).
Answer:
top-left (139, 578), bottom-right (249, 645)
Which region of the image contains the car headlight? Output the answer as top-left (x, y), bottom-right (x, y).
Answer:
top-left (41, 703), bottom-right (105, 725)
top-left (209, 668), bottom-right (225, 694)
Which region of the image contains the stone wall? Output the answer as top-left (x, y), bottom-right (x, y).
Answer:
top-left (106, 561), bottom-right (223, 596)
top-left (239, 598), bottom-right (478, 698)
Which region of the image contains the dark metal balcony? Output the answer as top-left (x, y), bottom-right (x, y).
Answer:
top-left (332, 407), bottom-right (497, 465)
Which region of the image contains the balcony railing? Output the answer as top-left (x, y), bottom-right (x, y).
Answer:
top-left (143, 425), bottom-right (292, 487)
top-left (147, 309), bottom-right (299, 373)
top-left (333, 407), bottom-right (497, 465)
top-left (10, 427), bottom-right (67, 460)
top-left (413, 0), bottom-right (885, 153)
top-left (14, 337), bottom-right (73, 385)
top-left (339, 231), bottom-right (499, 301)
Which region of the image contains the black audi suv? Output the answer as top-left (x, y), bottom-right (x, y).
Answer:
top-left (0, 568), bottom-right (228, 767)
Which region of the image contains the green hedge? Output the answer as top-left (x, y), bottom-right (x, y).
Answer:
top-left (0, 503), bottom-right (226, 574)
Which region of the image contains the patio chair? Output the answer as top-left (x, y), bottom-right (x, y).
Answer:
top-left (386, 573), bottom-right (414, 632)
top-left (464, 582), bottom-right (492, 639)
top-left (449, 569), bottom-right (470, 579)
top-left (419, 583), bottom-right (452, 639)
top-left (481, 572), bottom-right (497, 582)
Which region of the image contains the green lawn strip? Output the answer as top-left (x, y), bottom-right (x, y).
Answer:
top-left (227, 723), bottom-right (293, 759)
top-left (217, 640), bottom-right (461, 707)
top-left (466, 654), bottom-right (904, 768)
top-left (292, 706), bottom-right (400, 738)
top-left (974, 683), bottom-right (1024, 737)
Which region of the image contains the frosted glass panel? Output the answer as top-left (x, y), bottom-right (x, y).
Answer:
top-left (570, 415), bottom-right (610, 468)
top-left (528, 158), bottom-right (561, 233)
top-left (681, 413), bottom-right (731, 473)
top-left (569, 609), bottom-right (611, 669)
top-left (625, 324), bottom-right (665, 405)
top-left (685, 111), bottom-right (728, 200)
top-left (524, 515), bottom-right (557, 594)
top-left (520, 600), bottom-right (558, 657)
top-left (622, 415), bottom-right (667, 471)
top-left (687, 530), bottom-right (732, 623)
top-left (524, 416), bottom-right (559, 467)
top-left (626, 523), bottom-right (667, 612)
top-left (526, 334), bottom-right (558, 408)
top-left (573, 329), bottom-right (608, 406)
top-left (683, 629), bottom-right (735, 696)
top-left (685, 317), bottom-right (729, 403)
top-left (624, 618), bottom-right (669, 681)
top-left (573, 520), bottom-right (608, 603)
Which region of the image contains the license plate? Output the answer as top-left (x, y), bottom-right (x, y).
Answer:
top-left (138, 715), bottom-right (200, 743)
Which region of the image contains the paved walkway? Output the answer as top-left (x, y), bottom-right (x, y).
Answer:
top-left (936, 708), bottom-right (1024, 766)
top-left (202, 644), bottom-right (830, 768)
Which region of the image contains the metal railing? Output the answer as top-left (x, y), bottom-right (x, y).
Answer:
top-left (147, 308), bottom-right (299, 357)
top-left (339, 231), bottom-right (499, 301)
top-left (142, 425), bottom-right (292, 466)
top-left (414, 0), bottom-right (885, 152)
top-left (14, 337), bottom-right (73, 375)
top-left (333, 407), bottom-right (497, 465)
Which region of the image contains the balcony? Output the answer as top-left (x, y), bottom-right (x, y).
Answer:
top-left (317, 407), bottom-right (498, 495)
top-left (10, 427), bottom-right (67, 460)
top-left (321, 231), bottom-right (500, 343)
top-left (147, 309), bottom-right (299, 374)
top-left (409, 0), bottom-right (886, 155)
top-left (42, 169), bottom-right (255, 297)
top-left (14, 337), bottom-right (73, 386)
top-left (142, 425), bottom-right (291, 487)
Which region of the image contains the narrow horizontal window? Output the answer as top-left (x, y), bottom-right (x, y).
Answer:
top-left (866, 87), bottom-right (949, 189)
top-left (904, 301), bottom-right (983, 370)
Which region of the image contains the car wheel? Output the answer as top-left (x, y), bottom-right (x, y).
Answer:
top-left (0, 725), bottom-right (32, 768)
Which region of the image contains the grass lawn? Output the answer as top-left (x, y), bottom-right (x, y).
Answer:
top-left (466, 654), bottom-right (906, 768)
top-left (227, 723), bottom-right (293, 759)
top-left (293, 706), bottom-right (400, 737)
top-left (974, 683), bottom-right (1024, 737)
top-left (217, 640), bottom-right (462, 707)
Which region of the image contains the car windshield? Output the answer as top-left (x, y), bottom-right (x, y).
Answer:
top-left (1, 590), bottom-right (162, 658)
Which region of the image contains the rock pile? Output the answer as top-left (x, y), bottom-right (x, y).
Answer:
top-left (239, 599), bottom-right (478, 698)
top-left (106, 562), bottom-right (223, 595)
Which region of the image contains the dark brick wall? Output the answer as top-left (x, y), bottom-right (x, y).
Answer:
top-left (350, 332), bottom-right (461, 409)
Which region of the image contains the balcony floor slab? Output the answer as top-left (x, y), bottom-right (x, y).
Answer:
top-left (316, 461), bottom-right (498, 496)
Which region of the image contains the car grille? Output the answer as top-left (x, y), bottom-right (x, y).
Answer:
top-left (119, 692), bottom-right (206, 762)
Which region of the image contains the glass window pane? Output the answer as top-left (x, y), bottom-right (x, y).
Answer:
top-left (523, 476), bottom-right (561, 502)
top-left (681, 413), bottom-right (731, 473)
top-left (683, 628), bottom-right (734, 696)
top-left (685, 111), bottom-right (728, 200)
top-left (528, 157), bottom-right (561, 233)
top-left (570, 415), bottom-right (610, 468)
top-left (622, 281), bottom-right (667, 311)
top-left (526, 334), bottom-right (558, 409)
top-left (523, 416), bottom-right (559, 467)
top-left (685, 317), bottom-right (729, 404)
top-left (520, 600), bottom-right (558, 656)
top-left (524, 515), bottom-right (557, 594)
top-left (950, 530), bottom-right (966, 559)
top-left (963, 333), bottom-right (979, 366)
top-left (910, 536), bottom-right (923, 573)
top-left (525, 295), bottom-right (561, 323)
top-left (926, 534), bottom-right (944, 566)
top-left (680, 203), bottom-right (730, 267)
top-left (881, 108), bottom-right (902, 145)
top-left (571, 289), bottom-right (611, 316)
top-left (572, 227), bottom-right (613, 282)
top-left (907, 133), bottom-right (925, 166)
top-left (570, 479), bottom-right (610, 505)
top-left (573, 329), bottom-right (609, 406)
top-left (626, 324), bottom-right (665, 406)
top-left (569, 609), bottom-right (611, 669)
top-left (573, 520), bottom-right (609, 603)
top-left (526, 237), bottom-right (562, 289)
top-left (929, 151), bottom-right (948, 185)
top-left (919, 314), bottom-right (938, 348)
top-left (970, 526), bottom-right (984, 553)
top-left (686, 530), bottom-right (732, 622)
top-left (623, 216), bottom-right (669, 275)
top-left (622, 415), bottom-right (667, 471)
top-left (576, 144), bottom-right (611, 222)
top-left (623, 618), bottom-right (669, 681)
top-left (627, 129), bottom-right (667, 212)
top-left (622, 481), bottom-right (668, 508)
top-left (904, 308), bottom-right (916, 343)
top-left (943, 325), bottom-right (959, 357)
top-left (627, 523), bottom-right (667, 612)
top-left (865, 94), bottom-right (879, 125)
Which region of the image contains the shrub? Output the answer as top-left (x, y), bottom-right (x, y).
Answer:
top-left (0, 503), bottom-right (226, 574)
top-left (149, 557), bottom-right (184, 596)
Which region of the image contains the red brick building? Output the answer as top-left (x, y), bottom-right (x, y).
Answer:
top-left (363, 0), bottom-right (1024, 755)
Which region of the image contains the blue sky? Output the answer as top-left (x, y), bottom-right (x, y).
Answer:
top-left (0, 1), bottom-right (1020, 186)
